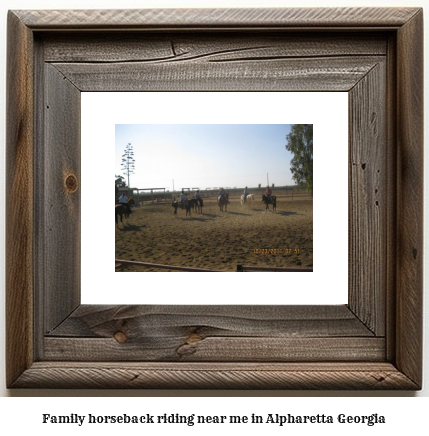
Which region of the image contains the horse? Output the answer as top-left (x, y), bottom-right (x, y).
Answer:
top-left (218, 193), bottom-right (229, 212)
top-left (118, 201), bottom-right (132, 215)
top-left (127, 197), bottom-right (136, 208)
top-left (115, 203), bottom-right (132, 227)
top-left (196, 197), bottom-right (204, 214)
top-left (188, 198), bottom-right (198, 214)
top-left (241, 193), bottom-right (254, 208)
top-left (172, 197), bottom-right (192, 217)
top-left (262, 194), bottom-right (276, 212)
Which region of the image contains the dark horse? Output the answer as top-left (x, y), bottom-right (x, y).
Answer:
top-left (172, 197), bottom-right (192, 217)
top-left (262, 194), bottom-right (276, 212)
top-left (115, 203), bottom-right (132, 226)
top-left (188, 198), bottom-right (198, 214)
top-left (127, 197), bottom-right (136, 207)
top-left (218, 194), bottom-right (229, 212)
top-left (196, 197), bottom-right (204, 214)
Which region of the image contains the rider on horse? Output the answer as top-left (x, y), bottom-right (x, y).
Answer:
top-left (119, 193), bottom-right (132, 214)
top-left (265, 185), bottom-right (273, 203)
top-left (180, 190), bottom-right (187, 209)
top-left (243, 186), bottom-right (250, 203)
top-left (218, 187), bottom-right (227, 204)
top-left (119, 193), bottom-right (128, 204)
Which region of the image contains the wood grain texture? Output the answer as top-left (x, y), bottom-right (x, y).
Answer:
top-left (47, 305), bottom-right (374, 338)
top-left (6, 7), bottom-right (423, 390)
top-left (348, 61), bottom-right (386, 335)
top-left (13, 8), bottom-right (421, 29)
top-left (11, 362), bottom-right (419, 390)
top-left (44, 305), bottom-right (381, 362)
top-left (44, 337), bottom-right (385, 362)
top-left (384, 33), bottom-right (398, 364)
top-left (395, 9), bottom-right (424, 388)
top-left (6, 11), bottom-right (35, 388)
top-left (42, 33), bottom-right (388, 62)
top-left (42, 64), bottom-right (81, 333)
top-left (52, 56), bottom-right (384, 92)
top-left (44, 33), bottom-right (387, 92)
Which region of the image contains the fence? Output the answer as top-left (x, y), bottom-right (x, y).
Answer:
top-left (116, 259), bottom-right (312, 272)
top-left (202, 187), bottom-right (311, 199)
top-left (115, 259), bottom-right (223, 272)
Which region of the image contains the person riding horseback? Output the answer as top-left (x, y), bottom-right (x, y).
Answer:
top-left (194, 189), bottom-right (203, 213)
top-left (265, 185), bottom-right (273, 203)
top-left (180, 190), bottom-right (187, 209)
top-left (119, 193), bottom-right (128, 204)
top-left (243, 186), bottom-right (250, 203)
top-left (119, 193), bottom-right (132, 214)
top-left (218, 187), bottom-right (227, 204)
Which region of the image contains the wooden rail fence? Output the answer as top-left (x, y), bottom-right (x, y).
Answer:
top-left (115, 259), bottom-right (312, 272)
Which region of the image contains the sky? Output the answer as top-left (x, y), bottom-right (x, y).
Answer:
top-left (115, 124), bottom-right (293, 191)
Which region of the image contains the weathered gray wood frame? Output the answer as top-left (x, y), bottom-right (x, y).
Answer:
top-left (6, 8), bottom-right (423, 389)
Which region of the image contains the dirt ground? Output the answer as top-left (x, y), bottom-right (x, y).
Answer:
top-left (115, 194), bottom-right (313, 272)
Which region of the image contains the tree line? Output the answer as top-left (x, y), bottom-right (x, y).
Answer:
top-left (285, 124), bottom-right (313, 193)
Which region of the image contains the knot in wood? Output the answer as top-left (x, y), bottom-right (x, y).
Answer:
top-left (64, 174), bottom-right (78, 193)
top-left (186, 333), bottom-right (203, 344)
top-left (114, 331), bottom-right (128, 343)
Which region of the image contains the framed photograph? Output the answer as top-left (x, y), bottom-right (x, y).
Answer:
top-left (6, 7), bottom-right (423, 389)
top-left (82, 91), bottom-right (348, 306)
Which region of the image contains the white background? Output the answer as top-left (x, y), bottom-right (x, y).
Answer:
top-left (82, 92), bottom-right (348, 305)
top-left (0, 0), bottom-right (428, 427)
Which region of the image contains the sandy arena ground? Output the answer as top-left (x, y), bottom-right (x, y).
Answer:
top-left (115, 194), bottom-right (313, 272)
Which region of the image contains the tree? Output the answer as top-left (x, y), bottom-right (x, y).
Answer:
top-left (285, 124), bottom-right (313, 193)
top-left (121, 143), bottom-right (135, 188)
top-left (115, 174), bottom-right (126, 187)
top-left (115, 174), bottom-right (126, 202)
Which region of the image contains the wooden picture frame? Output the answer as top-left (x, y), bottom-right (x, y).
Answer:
top-left (6, 7), bottom-right (423, 389)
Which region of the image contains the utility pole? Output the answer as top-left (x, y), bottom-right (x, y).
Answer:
top-left (267, 173), bottom-right (269, 186)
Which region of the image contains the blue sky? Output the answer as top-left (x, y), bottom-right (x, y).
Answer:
top-left (115, 124), bottom-right (293, 191)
